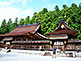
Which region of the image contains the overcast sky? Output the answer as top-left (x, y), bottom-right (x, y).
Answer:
top-left (0, 0), bottom-right (80, 25)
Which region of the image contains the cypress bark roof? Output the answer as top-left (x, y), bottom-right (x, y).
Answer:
top-left (45, 22), bottom-right (78, 38)
top-left (0, 23), bottom-right (48, 40)
top-left (0, 23), bottom-right (41, 36)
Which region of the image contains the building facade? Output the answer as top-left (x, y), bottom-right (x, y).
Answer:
top-left (0, 22), bottom-right (81, 51)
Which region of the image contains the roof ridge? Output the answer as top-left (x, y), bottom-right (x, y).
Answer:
top-left (16, 22), bottom-right (40, 28)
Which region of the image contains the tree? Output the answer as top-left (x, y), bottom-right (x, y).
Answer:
top-left (33, 12), bottom-right (37, 15)
top-left (42, 8), bottom-right (48, 14)
top-left (14, 17), bottom-right (18, 25)
top-left (79, 3), bottom-right (81, 9)
top-left (55, 5), bottom-right (60, 12)
top-left (0, 19), bottom-right (7, 34)
top-left (19, 18), bottom-right (24, 25)
top-left (9, 23), bottom-right (16, 32)
top-left (7, 18), bottom-right (12, 32)
top-left (71, 3), bottom-right (77, 8)
top-left (7, 18), bottom-right (12, 26)
top-left (9, 17), bottom-right (18, 32)
top-left (24, 16), bottom-right (30, 25)
top-left (63, 4), bottom-right (67, 9)
top-left (1, 19), bottom-right (6, 28)
top-left (0, 3), bottom-right (81, 40)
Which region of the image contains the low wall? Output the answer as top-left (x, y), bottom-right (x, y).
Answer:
top-left (0, 43), bottom-right (52, 51)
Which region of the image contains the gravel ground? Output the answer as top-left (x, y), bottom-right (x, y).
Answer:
top-left (0, 52), bottom-right (81, 61)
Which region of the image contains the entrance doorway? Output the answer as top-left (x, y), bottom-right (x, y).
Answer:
top-left (53, 41), bottom-right (64, 51)
top-left (53, 45), bottom-right (64, 51)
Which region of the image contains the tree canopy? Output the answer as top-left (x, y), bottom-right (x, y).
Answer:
top-left (0, 3), bottom-right (81, 40)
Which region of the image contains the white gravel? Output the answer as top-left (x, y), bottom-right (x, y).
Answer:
top-left (0, 52), bottom-right (81, 61)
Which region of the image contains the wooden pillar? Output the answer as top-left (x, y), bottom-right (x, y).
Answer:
top-left (63, 44), bottom-right (66, 53)
top-left (63, 45), bottom-right (65, 51)
top-left (14, 36), bottom-right (16, 41)
top-left (50, 41), bottom-right (53, 49)
top-left (26, 38), bottom-right (28, 41)
top-left (51, 41), bottom-right (54, 48)
top-left (63, 40), bottom-right (67, 52)
top-left (20, 36), bottom-right (22, 41)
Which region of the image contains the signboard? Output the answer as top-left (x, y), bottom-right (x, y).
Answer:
top-left (54, 42), bottom-right (63, 45)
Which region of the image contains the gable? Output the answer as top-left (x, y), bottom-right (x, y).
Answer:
top-left (54, 22), bottom-right (72, 32)
top-left (45, 22), bottom-right (78, 37)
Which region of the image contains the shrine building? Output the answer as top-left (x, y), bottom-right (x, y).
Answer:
top-left (0, 21), bottom-right (81, 51)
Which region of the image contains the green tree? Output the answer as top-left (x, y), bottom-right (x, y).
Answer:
top-left (7, 18), bottom-right (12, 26)
top-left (55, 5), bottom-right (60, 12)
top-left (71, 3), bottom-right (77, 8)
top-left (33, 12), bottom-right (37, 15)
top-left (63, 4), bottom-right (67, 9)
top-left (24, 16), bottom-right (30, 25)
top-left (14, 17), bottom-right (18, 25)
top-left (79, 3), bottom-right (81, 9)
top-left (0, 19), bottom-right (7, 34)
top-left (9, 17), bottom-right (18, 32)
top-left (1, 19), bottom-right (6, 28)
top-left (7, 18), bottom-right (12, 32)
top-left (42, 8), bottom-right (48, 14)
top-left (0, 3), bottom-right (81, 40)
top-left (19, 18), bottom-right (24, 25)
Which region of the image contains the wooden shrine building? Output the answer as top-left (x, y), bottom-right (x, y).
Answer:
top-left (0, 22), bottom-right (81, 51)
top-left (0, 23), bottom-right (50, 50)
top-left (46, 21), bottom-right (78, 51)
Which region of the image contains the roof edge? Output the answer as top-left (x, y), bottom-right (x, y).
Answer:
top-left (16, 22), bottom-right (40, 28)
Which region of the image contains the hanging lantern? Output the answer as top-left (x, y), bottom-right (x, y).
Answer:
top-left (50, 41), bottom-right (52, 44)
top-left (2, 41), bottom-right (4, 43)
top-left (64, 41), bottom-right (66, 44)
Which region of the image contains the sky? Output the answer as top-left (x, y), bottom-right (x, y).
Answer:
top-left (0, 0), bottom-right (81, 25)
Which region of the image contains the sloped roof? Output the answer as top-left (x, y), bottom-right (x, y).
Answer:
top-left (0, 23), bottom-right (41, 36)
top-left (0, 23), bottom-right (49, 40)
top-left (26, 32), bottom-right (48, 40)
top-left (46, 22), bottom-right (78, 37)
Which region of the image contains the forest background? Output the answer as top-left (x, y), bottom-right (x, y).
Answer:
top-left (0, 3), bottom-right (81, 40)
